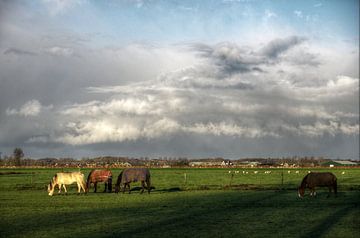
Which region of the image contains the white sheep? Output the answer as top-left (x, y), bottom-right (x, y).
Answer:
top-left (341, 171), bottom-right (345, 175)
top-left (295, 171), bottom-right (299, 174)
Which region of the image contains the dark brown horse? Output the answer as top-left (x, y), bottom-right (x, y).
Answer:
top-left (298, 172), bottom-right (337, 198)
top-left (115, 168), bottom-right (151, 194)
top-left (86, 169), bottom-right (112, 193)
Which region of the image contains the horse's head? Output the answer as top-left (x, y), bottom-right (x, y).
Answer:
top-left (48, 180), bottom-right (54, 196)
top-left (298, 186), bottom-right (305, 198)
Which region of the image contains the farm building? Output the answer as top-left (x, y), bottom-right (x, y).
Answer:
top-left (322, 160), bottom-right (358, 167)
top-left (234, 161), bottom-right (260, 167)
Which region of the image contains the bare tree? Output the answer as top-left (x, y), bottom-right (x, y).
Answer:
top-left (13, 148), bottom-right (24, 166)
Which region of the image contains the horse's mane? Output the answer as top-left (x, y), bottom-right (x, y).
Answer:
top-left (300, 173), bottom-right (309, 188)
top-left (49, 174), bottom-right (58, 190)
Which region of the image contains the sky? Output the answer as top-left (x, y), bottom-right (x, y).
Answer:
top-left (0, 0), bottom-right (359, 159)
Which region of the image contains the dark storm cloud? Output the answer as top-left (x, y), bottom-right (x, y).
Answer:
top-left (3, 48), bottom-right (37, 56)
top-left (260, 35), bottom-right (306, 58)
top-left (190, 42), bottom-right (266, 75)
top-left (188, 36), bottom-right (310, 77)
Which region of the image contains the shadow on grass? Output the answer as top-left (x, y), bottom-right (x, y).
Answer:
top-left (301, 205), bottom-right (356, 238)
top-left (1, 190), bottom-right (359, 238)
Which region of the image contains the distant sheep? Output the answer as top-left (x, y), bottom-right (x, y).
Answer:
top-left (341, 171), bottom-right (345, 175)
top-left (295, 171), bottom-right (299, 174)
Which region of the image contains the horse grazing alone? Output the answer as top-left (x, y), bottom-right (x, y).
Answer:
top-left (115, 168), bottom-right (151, 194)
top-left (48, 172), bottom-right (87, 196)
top-left (298, 172), bottom-right (337, 198)
top-left (86, 169), bottom-right (112, 193)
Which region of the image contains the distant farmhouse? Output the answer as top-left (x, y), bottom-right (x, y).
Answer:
top-left (322, 160), bottom-right (358, 167)
top-left (189, 159), bottom-right (232, 167)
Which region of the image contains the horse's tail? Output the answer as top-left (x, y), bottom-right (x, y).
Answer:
top-left (77, 172), bottom-right (86, 193)
top-left (333, 175), bottom-right (337, 195)
top-left (115, 171), bottom-right (123, 193)
top-left (86, 170), bottom-right (94, 192)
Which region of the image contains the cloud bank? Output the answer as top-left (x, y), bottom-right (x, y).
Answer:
top-left (0, 0), bottom-right (358, 158)
top-left (1, 37), bottom-right (358, 159)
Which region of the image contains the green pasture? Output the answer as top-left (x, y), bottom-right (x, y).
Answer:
top-left (0, 167), bottom-right (359, 238)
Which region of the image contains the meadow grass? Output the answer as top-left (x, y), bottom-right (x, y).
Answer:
top-left (0, 167), bottom-right (359, 238)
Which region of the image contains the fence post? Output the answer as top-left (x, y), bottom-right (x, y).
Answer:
top-left (184, 173), bottom-right (187, 186)
top-left (229, 173), bottom-right (234, 186)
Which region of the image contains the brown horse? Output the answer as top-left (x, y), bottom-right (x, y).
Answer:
top-left (298, 172), bottom-right (337, 198)
top-left (115, 168), bottom-right (151, 194)
top-left (86, 169), bottom-right (112, 193)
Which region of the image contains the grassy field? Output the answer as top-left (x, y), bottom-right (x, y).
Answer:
top-left (0, 167), bottom-right (359, 238)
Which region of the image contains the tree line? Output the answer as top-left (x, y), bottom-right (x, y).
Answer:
top-left (0, 148), bottom-right (343, 168)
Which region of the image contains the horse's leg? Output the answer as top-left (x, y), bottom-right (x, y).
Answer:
top-left (94, 182), bottom-right (97, 193)
top-left (140, 181), bottom-right (145, 194)
top-left (81, 181), bottom-right (86, 193)
top-left (122, 183), bottom-right (126, 194)
top-left (147, 179), bottom-right (151, 194)
top-left (327, 186), bottom-right (332, 198)
top-left (108, 178), bottom-right (112, 193)
top-left (103, 183), bottom-right (107, 193)
top-left (77, 183), bottom-right (80, 194)
top-left (58, 184), bottom-right (62, 194)
top-left (128, 183), bottom-right (131, 194)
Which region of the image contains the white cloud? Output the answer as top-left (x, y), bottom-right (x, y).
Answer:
top-left (6, 100), bottom-right (47, 117)
top-left (26, 135), bottom-right (49, 143)
top-left (264, 9), bottom-right (277, 19)
top-left (42, 0), bottom-right (85, 16)
top-left (294, 10), bottom-right (303, 18)
top-left (44, 46), bottom-right (74, 57)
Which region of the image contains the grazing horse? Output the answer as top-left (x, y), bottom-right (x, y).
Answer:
top-left (115, 168), bottom-right (152, 194)
top-left (86, 169), bottom-right (113, 193)
top-left (47, 172), bottom-right (87, 196)
top-left (298, 172), bottom-right (337, 198)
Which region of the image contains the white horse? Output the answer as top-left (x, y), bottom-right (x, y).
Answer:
top-left (47, 172), bottom-right (87, 196)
